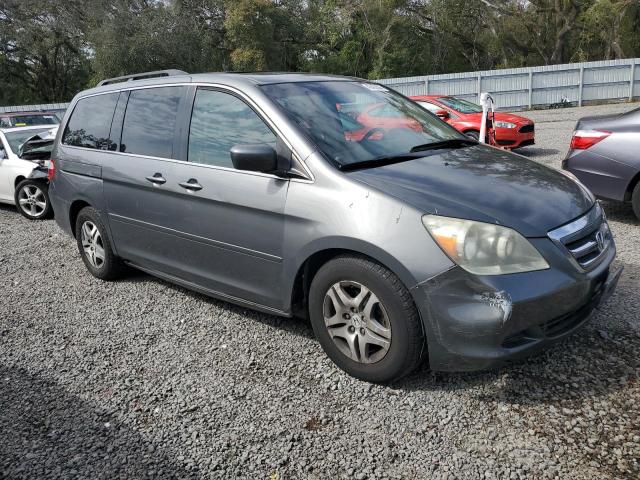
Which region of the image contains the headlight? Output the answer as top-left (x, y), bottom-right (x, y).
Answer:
top-left (495, 121), bottom-right (516, 129)
top-left (422, 215), bottom-right (549, 275)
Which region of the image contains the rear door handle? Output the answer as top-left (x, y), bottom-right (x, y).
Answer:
top-left (146, 173), bottom-right (166, 185)
top-left (179, 178), bottom-right (203, 191)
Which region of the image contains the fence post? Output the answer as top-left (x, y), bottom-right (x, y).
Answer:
top-left (424, 79), bottom-right (429, 95)
top-left (528, 70), bottom-right (533, 109)
top-left (630, 62), bottom-right (636, 102)
top-left (477, 74), bottom-right (482, 102)
top-left (578, 65), bottom-right (585, 107)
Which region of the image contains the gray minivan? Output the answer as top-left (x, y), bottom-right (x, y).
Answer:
top-left (49, 70), bottom-right (621, 382)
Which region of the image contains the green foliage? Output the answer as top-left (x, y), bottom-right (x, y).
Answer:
top-left (0, 0), bottom-right (639, 104)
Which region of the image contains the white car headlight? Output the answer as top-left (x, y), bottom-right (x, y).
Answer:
top-left (495, 121), bottom-right (516, 129)
top-left (422, 215), bottom-right (549, 275)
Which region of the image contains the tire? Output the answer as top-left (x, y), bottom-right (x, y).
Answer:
top-left (464, 130), bottom-right (480, 141)
top-left (632, 181), bottom-right (640, 221)
top-left (14, 179), bottom-right (53, 220)
top-left (308, 255), bottom-right (425, 383)
top-left (74, 206), bottom-right (125, 280)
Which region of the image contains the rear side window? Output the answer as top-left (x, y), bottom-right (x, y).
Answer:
top-left (188, 89), bottom-right (276, 168)
top-left (63, 93), bottom-right (119, 150)
top-left (120, 87), bottom-right (183, 159)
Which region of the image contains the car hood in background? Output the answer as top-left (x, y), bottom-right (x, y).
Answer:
top-left (347, 145), bottom-right (593, 237)
top-left (462, 111), bottom-right (532, 125)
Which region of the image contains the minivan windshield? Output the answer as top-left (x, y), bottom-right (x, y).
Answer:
top-left (1, 114), bottom-right (59, 128)
top-left (261, 81), bottom-right (467, 168)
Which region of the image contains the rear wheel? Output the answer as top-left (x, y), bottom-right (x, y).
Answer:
top-left (308, 255), bottom-right (425, 383)
top-left (14, 179), bottom-right (53, 220)
top-left (75, 206), bottom-right (125, 280)
top-left (632, 182), bottom-right (640, 221)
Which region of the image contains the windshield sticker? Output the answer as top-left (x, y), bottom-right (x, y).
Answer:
top-left (43, 116), bottom-right (54, 119)
top-left (361, 83), bottom-right (389, 92)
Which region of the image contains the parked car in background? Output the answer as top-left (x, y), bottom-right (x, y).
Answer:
top-left (563, 106), bottom-right (640, 221)
top-left (0, 112), bottom-right (60, 128)
top-left (410, 95), bottom-right (535, 149)
top-left (50, 71), bottom-right (619, 383)
top-left (0, 125), bottom-right (57, 219)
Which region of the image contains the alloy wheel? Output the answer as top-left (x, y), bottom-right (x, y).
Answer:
top-left (80, 221), bottom-right (105, 269)
top-left (17, 185), bottom-right (47, 218)
top-left (323, 280), bottom-right (392, 364)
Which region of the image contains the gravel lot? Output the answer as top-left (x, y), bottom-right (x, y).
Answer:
top-left (1, 102), bottom-right (639, 480)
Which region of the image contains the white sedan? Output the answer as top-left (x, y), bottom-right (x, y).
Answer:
top-left (0, 125), bottom-right (58, 220)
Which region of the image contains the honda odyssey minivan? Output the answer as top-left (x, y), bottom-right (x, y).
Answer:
top-left (49, 71), bottom-right (621, 382)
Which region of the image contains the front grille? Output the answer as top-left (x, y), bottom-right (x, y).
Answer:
top-left (548, 203), bottom-right (612, 271)
top-left (519, 124), bottom-right (534, 133)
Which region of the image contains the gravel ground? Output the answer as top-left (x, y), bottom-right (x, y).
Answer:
top-left (1, 102), bottom-right (639, 480)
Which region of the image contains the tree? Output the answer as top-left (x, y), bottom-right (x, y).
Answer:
top-left (0, 0), bottom-right (91, 103)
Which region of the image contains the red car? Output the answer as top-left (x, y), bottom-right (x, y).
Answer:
top-left (410, 95), bottom-right (535, 149)
top-left (355, 103), bottom-right (423, 133)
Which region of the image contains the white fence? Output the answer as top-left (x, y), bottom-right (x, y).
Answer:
top-left (0, 102), bottom-right (70, 114)
top-left (378, 58), bottom-right (640, 110)
top-left (3, 59), bottom-right (639, 112)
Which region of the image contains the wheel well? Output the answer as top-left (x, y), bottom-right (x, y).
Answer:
top-left (290, 248), bottom-right (391, 319)
top-left (624, 171), bottom-right (640, 202)
top-left (69, 200), bottom-right (91, 238)
top-left (14, 176), bottom-right (25, 188)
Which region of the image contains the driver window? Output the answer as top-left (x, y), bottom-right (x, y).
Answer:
top-left (188, 89), bottom-right (277, 168)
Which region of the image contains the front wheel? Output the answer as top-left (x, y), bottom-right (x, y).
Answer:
top-left (308, 255), bottom-right (425, 383)
top-left (14, 179), bottom-right (53, 220)
top-left (464, 130), bottom-right (480, 141)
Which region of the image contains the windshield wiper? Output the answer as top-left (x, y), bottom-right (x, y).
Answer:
top-left (338, 152), bottom-right (427, 172)
top-left (410, 137), bottom-right (477, 152)
top-left (338, 138), bottom-right (478, 172)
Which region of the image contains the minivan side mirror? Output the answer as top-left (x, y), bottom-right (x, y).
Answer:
top-left (0, 149), bottom-right (6, 160)
top-left (435, 109), bottom-right (449, 119)
top-left (230, 144), bottom-right (278, 173)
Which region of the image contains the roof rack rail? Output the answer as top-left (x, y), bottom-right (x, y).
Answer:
top-left (97, 69), bottom-right (188, 87)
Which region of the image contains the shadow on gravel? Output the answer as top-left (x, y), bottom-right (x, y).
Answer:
top-left (0, 365), bottom-right (199, 479)
top-left (517, 147), bottom-right (560, 157)
top-left (121, 271), bottom-right (316, 340)
top-left (601, 201), bottom-right (640, 225)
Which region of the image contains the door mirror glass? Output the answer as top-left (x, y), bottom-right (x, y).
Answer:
top-left (230, 144), bottom-right (277, 173)
top-left (435, 109), bottom-right (449, 119)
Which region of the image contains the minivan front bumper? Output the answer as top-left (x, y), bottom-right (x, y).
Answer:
top-left (412, 235), bottom-right (619, 372)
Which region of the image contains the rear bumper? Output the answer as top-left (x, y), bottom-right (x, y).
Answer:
top-left (412, 237), bottom-right (618, 372)
top-left (562, 150), bottom-right (636, 202)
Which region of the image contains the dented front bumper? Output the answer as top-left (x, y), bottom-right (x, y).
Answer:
top-left (411, 237), bottom-right (618, 372)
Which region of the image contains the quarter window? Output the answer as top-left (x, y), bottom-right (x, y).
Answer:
top-left (120, 87), bottom-right (183, 159)
top-left (62, 93), bottom-right (119, 150)
top-left (188, 89), bottom-right (276, 168)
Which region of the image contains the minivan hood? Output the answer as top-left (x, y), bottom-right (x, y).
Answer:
top-left (346, 145), bottom-right (594, 237)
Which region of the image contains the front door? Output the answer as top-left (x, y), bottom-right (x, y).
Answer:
top-left (164, 87), bottom-right (289, 310)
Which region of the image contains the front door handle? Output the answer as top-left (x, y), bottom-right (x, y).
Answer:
top-left (146, 173), bottom-right (166, 185)
top-left (179, 178), bottom-right (203, 191)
